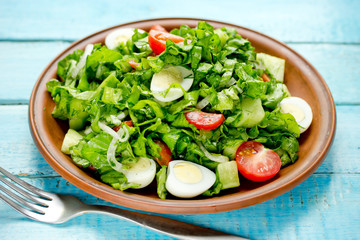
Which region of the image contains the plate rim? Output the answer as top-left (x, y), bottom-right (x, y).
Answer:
top-left (28, 17), bottom-right (336, 214)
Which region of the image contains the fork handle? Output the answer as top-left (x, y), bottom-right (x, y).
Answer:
top-left (86, 205), bottom-right (248, 240)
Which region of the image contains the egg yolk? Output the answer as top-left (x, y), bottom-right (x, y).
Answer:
top-left (173, 162), bottom-right (203, 184)
top-left (281, 103), bottom-right (305, 122)
top-left (152, 66), bottom-right (183, 89)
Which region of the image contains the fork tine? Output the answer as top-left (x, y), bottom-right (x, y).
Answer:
top-left (0, 191), bottom-right (44, 221)
top-left (0, 167), bottom-right (52, 199)
top-left (0, 183), bottom-right (46, 214)
top-left (0, 174), bottom-right (50, 206)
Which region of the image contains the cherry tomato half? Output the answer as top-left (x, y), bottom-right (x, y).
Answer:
top-left (148, 30), bottom-right (184, 55)
top-left (184, 111), bottom-right (225, 131)
top-left (113, 120), bottom-right (133, 132)
top-left (153, 140), bottom-right (172, 166)
top-left (235, 141), bottom-right (281, 182)
top-left (150, 24), bottom-right (168, 33)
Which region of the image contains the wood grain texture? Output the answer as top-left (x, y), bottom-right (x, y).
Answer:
top-left (1, 42), bottom-right (359, 104)
top-left (0, 0), bottom-right (359, 239)
top-left (0, 0), bottom-right (359, 43)
top-left (0, 42), bottom-right (70, 104)
top-left (0, 174), bottom-right (358, 240)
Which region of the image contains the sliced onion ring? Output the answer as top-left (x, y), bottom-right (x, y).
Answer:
top-left (198, 142), bottom-right (229, 163)
top-left (98, 121), bottom-right (131, 173)
top-left (71, 44), bottom-right (94, 78)
top-left (106, 137), bottom-right (124, 172)
top-left (196, 96), bottom-right (210, 109)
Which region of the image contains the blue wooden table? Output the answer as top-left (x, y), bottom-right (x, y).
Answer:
top-left (1, 0), bottom-right (359, 239)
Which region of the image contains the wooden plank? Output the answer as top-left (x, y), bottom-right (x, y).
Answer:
top-left (0, 104), bottom-right (358, 175)
top-left (0, 173), bottom-right (358, 239)
top-left (289, 43), bottom-right (360, 105)
top-left (0, 1), bottom-right (358, 240)
top-left (1, 42), bottom-right (359, 104)
top-left (0, 0), bottom-right (359, 43)
top-left (0, 105), bottom-right (58, 176)
top-left (319, 104), bottom-right (360, 174)
top-left (0, 42), bottom-right (70, 104)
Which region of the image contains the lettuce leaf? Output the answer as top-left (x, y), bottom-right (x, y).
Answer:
top-left (48, 21), bottom-right (299, 199)
top-left (259, 110), bottom-right (300, 138)
top-left (57, 49), bottom-right (83, 81)
top-left (156, 166), bottom-right (168, 199)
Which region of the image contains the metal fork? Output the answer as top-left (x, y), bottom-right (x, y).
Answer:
top-left (0, 166), bottom-right (247, 240)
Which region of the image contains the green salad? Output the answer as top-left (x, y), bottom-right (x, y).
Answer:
top-left (47, 21), bottom-right (310, 199)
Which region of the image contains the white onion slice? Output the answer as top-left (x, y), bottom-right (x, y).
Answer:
top-left (225, 77), bottom-right (237, 87)
top-left (116, 112), bottom-right (127, 120)
top-left (84, 126), bottom-right (93, 135)
top-left (198, 143), bottom-right (229, 163)
top-left (71, 44), bottom-right (94, 78)
top-left (67, 60), bottom-right (77, 77)
top-left (106, 137), bottom-right (124, 172)
top-left (98, 121), bottom-right (130, 142)
top-left (233, 85), bottom-right (243, 94)
top-left (99, 121), bottom-right (131, 173)
top-left (99, 121), bottom-right (154, 188)
top-left (98, 121), bottom-right (121, 140)
top-left (196, 96), bottom-right (210, 109)
top-left (117, 126), bottom-right (130, 142)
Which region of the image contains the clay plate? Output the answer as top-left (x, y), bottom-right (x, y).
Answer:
top-left (29, 18), bottom-right (336, 214)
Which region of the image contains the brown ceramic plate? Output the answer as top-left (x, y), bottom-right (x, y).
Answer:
top-left (29, 18), bottom-right (336, 214)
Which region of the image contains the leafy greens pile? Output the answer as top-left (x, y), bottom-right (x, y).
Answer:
top-left (47, 21), bottom-right (300, 198)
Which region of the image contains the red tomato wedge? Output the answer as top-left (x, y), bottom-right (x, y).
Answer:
top-left (153, 140), bottom-right (172, 166)
top-left (148, 30), bottom-right (184, 55)
top-left (261, 73), bottom-right (271, 82)
top-left (128, 60), bottom-right (139, 69)
top-left (150, 24), bottom-right (168, 32)
top-left (235, 141), bottom-right (281, 182)
top-left (184, 111), bottom-right (225, 131)
top-left (123, 120), bottom-right (133, 127)
top-left (113, 120), bottom-right (133, 132)
top-left (88, 165), bottom-right (97, 172)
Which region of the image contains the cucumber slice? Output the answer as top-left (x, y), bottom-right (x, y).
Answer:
top-left (69, 111), bottom-right (88, 130)
top-left (217, 161), bottom-right (240, 190)
top-left (61, 129), bottom-right (83, 154)
top-left (69, 99), bottom-right (88, 130)
top-left (257, 53), bottom-right (285, 82)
